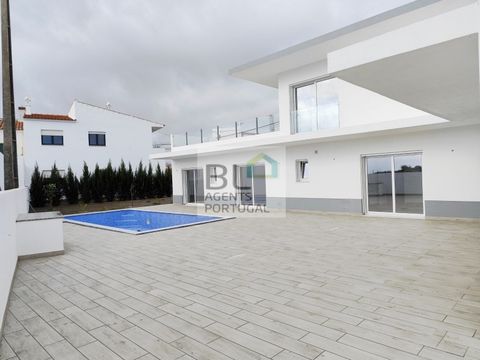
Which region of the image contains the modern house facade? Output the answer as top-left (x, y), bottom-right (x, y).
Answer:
top-left (0, 100), bottom-right (165, 189)
top-left (151, 0), bottom-right (480, 219)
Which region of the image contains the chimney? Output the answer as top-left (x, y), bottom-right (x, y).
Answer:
top-left (24, 97), bottom-right (32, 115)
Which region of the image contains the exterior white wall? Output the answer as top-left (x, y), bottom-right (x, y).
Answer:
top-left (328, 1), bottom-right (480, 73)
top-left (172, 125), bottom-right (480, 215)
top-left (277, 66), bottom-right (428, 134)
top-left (285, 124), bottom-right (480, 202)
top-left (22, 102), bottom-right (158, 184)
top-left (0, 187), bottom-right (28, 331)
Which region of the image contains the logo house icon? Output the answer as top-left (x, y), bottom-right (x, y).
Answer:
top-left (246, 153), bottom-right (278, 178)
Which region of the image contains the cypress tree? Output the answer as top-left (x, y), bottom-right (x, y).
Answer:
top-left (164, 165), bottom-right (172, 197)
top-left (117, 160), bottom-right (128, 200)
top-left (104, 161), bottom-right (116, 202)
top-left (29, 164), bottom-right (47, 207)
top-left (64, 166), bottom-right (79, 204)
top-left (134, 161), bottom-right (146, 199)
top-left (79, 162), bottom-right (91, 203)
top-left (153, 163), bottom-right (163, 197)
top-left (127, 163), bottom-right (134, 200)
top-left (91, 164), bottom-right (104, 203)
top-left (145, 163), bottom-right (154, 198)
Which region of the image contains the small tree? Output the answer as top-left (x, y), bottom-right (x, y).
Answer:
top-left (29, 165), bottom-right (47, 207)
top-left (45, 163), bottom-right (64, 206)
top-left (134, 161), bottom-right (146, 199)
top-left (79, 162), bottom-right (91, 203)
top-left (45, 183), bottom-right (57, 209)
top-left (64, 166), bottom-right (79, 204)
top-left (145, 163), bottom-right (154, 198)
top-left (153, 163), bottom-right (163, 198)
top-left (91, 164), bottom-right (104, 203)
top-left (104, 161), bottom-right (116, 202)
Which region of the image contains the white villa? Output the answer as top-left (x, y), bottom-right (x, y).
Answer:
top-left (152, 0), bottom-right (480, 219)
top-left (0, 100), bottom-right (165, 189)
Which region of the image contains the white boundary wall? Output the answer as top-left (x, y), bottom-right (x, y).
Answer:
top-left (0, 187), bottom-right (28, 331)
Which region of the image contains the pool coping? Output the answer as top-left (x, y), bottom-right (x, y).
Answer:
top-left (63, 208), bottom-right (234, 235)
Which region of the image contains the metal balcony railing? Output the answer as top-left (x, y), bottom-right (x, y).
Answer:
top-left (170, 114), bottom-right (279, 148)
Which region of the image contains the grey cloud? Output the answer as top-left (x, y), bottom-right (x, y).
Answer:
top-left (8, 0), bottom-right (412, 134)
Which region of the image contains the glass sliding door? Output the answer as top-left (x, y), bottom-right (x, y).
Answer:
top-left (366, 156), bottom-right (393, 213)
top-left (235, 164), bottom-right (266, 205)
top-left (183, 169), bottom-right (204, 204)
top-left (237, 165), bottom-right (253, 205)
top-left (394, 154), bottom-right (423, 214)
top-left (365, 153), bottom-right (423, 215)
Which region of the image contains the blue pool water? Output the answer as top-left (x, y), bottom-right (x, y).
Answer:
top-left (64, 209), bottom-right (226, 234)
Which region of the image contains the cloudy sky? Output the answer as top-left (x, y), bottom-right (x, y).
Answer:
top-left (9, 0), bottom-right (412, 134)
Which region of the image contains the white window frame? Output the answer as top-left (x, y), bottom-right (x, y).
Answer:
top-left (291, 76), bottom-right (339, 134)
top-left (362, 151), bottom-right (425, 218)
top-left (295, 159), bottom-right (309, 182)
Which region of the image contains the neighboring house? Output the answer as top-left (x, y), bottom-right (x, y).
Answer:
top-left (0, 120), bottom-right (25, 190)
top-left (0, 100), bottom-right (165, 188)
top-left (152, 0), bottom-right (480, 219)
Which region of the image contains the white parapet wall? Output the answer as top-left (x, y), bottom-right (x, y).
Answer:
top-left (16, 212), bottom-right (64, 259)
top-left (0, 187), bottom-right (29, 333)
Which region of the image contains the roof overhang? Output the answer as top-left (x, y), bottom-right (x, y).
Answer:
top-left (229, 0), bottom-right (475, 87)
top-left (334, 34), bottom-right (480, 123)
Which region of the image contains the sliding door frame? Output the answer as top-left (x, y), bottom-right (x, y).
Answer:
top-left (362, 151), bottom-right (425, 218)
top-left (182, 168), bottom-right (204, 205)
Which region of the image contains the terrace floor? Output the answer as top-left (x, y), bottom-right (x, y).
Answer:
top-left (1, 205), bottom-right (480, 360)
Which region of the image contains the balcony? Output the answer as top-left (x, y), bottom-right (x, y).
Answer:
top-left (170, 114), bottom-right (279, 148)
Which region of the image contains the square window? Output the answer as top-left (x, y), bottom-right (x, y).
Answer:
top-left (296, 160), bottom-right (309, 182)
top-left (89, 132), bottom-right (106, 146)
top-left (41, 132), bottom-right (63, 146)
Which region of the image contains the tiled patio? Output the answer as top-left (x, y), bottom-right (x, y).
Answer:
top-left (1, 205), bottom-right (480, 360)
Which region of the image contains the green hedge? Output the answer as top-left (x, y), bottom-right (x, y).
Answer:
top-left (29, 160), bottom-right (172, 207)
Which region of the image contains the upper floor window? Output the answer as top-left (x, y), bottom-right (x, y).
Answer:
top-left (41, 130), bottom-right (63, 146)
top-left (89, 132), bottom-right (106, 146)
top-left (293, 78), bottom-right (339, 133)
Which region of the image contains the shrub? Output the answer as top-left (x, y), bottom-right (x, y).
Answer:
top-left (29, 165), bottom-right (47, 207)
top-left (64, 166), bottom-right (79, 204)
top-left (45, 183), bottom-right (58, 209)
top-left (104, 161), bottom-right (116, 202)
top-left (79, 162), bottom-right (91, 203)
top-left (91, 164), bottom-right (104, 203)
top-left (45, 163), bottom-right (64, 206)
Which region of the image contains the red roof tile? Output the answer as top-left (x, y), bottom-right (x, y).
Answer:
top-left (0, 120), bottom-right (23, 131)
top-left (23, 113), bottom-right (74, 121)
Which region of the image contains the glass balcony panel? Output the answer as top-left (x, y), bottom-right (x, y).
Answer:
top-left (172, 133), bottom-right (187, 147)
top-left (294, 107), bottom-right (317, 133)
top-left (317, 98), bottom-right (339, 129)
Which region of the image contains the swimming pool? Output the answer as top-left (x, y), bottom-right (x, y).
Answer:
top-left (64, 209), bottom-right (230, 234)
